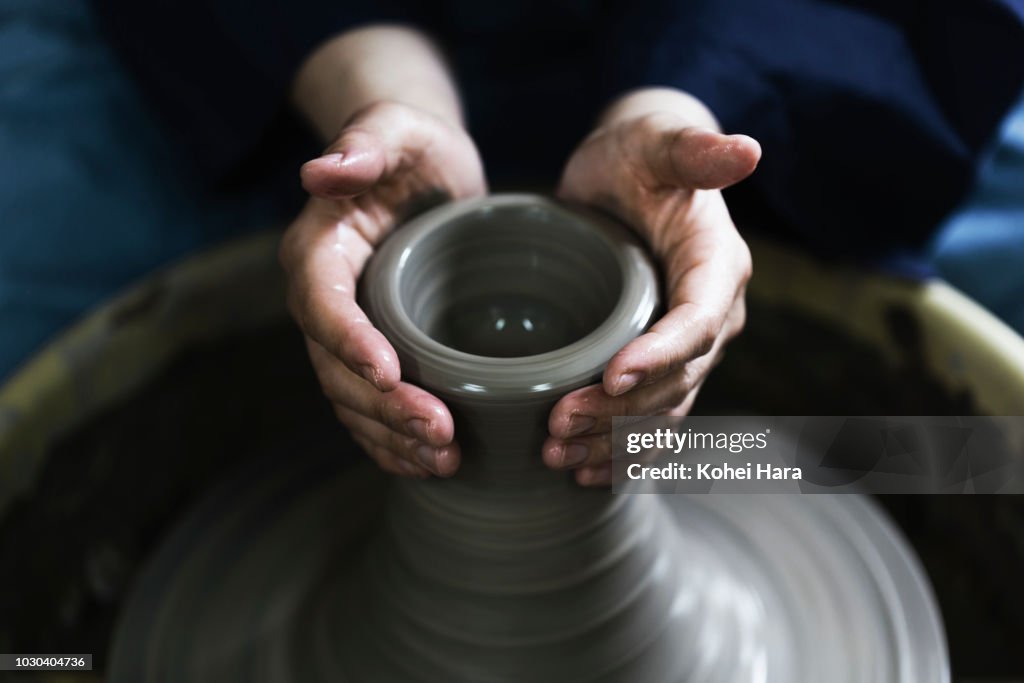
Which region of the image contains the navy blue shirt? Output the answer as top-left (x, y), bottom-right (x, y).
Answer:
top-left (91, 0), bottom-right (1024, 256)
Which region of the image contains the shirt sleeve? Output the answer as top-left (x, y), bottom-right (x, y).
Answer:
top-left (89, 0), bottom-right (424, 183)
top-left (604, 0), bottom-right (1024, 256)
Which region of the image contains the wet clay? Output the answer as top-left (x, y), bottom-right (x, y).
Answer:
top-left (97, 196), bottom-right (950, 682)
top-left (11, 314), bottom-right (1021, 678)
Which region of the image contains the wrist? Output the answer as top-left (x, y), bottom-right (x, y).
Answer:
top-left (292, 25), bottom-right (464, 141)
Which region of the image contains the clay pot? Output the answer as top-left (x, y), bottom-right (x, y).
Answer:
top-left (361, 193), bottom-right (660, 482)
top-left (7, 195), bottom-right (1004, 681)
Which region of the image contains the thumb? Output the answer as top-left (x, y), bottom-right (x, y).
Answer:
top-left (300, 101), bottom-right (451, 200)
top-left (300, 129), bottom-right (387, 199)
top-left (647, 126), bottom-right (761, 191)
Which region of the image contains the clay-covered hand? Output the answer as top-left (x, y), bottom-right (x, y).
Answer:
top-left (279, 101), bottom-right (486, 478)
top-left (544, 88), bottom-right (761, 486)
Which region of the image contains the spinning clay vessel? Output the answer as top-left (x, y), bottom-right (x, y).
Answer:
top-left (108, 194), bottom-right (949, 682)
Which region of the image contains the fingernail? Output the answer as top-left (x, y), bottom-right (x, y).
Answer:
top-left (407, 418), bottom-right (431, 442)
top-left (566, 415), bottom-right (596, 437)
top-left (415, 444), bottom-right (438, 472)
top-left (433, 445), bottom-right (456, 477)
top-left (613, 371), bottom-right (645, 396)
top-left (320, 152), bottom-right (345, 166)
top-left (359, 364), bottom-right (381, 389)
top-left (562, 443), bottom-right (589, 467)
top-left (338, 148), bottom-right (373, 168)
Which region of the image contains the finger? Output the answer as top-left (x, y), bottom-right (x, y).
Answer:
top-left (349, 431), bottom-right (432, 479)
top-left (308, 340), bottom-right (454, 446)
top-left (603, 301), bottom-right (743, 397)
top-left (281, 207), bottom-right (401, 391)
top-left (291, 282), bottom-right (400, 391)
top-left (544, 378), bottom-right (705, 470)
top-left (300, 144), bottom-right (386, 199)
top-left (338, 404), bottom-right (460, 477)
top-left (647, 125), bottom-right (761, 191)
top-left (575, 462), bottom-right (614, 488)
top-left (603, 306), bottom-right (717, 397)
top-left (548, 368), bottom-right (706, 439)
top-left (604, 239), bottom-right (748, 396)
top-left (543, 432), bottom-right (610, 470)
top-left (299, 102), bottom-right (438, 199)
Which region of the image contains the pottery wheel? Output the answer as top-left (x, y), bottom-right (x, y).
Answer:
top-left (110, 196), bottom-right (947, 682)
top-left (108, 446), bottom-right (947, 682)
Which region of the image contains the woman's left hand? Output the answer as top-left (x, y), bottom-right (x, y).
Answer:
top-left (544, 88), bottom-right (761, 486)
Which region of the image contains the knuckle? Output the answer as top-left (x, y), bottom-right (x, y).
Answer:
top-left (688, 317), bottom-right (720, 358)
top-left (678, 362), bottom-right (704, 397)
top-left (375, 391), bottom-right (414, 436)
top-left (644, 329), bottom-right (677, 373)
top-left (336, 126), bottom-right (375, 153)
top-left (371, 392), bottom-right (392, 427)
top-left (385, 421), bottom-right (415, 454)
top-left (689, 316), bottom-right (718, 358)
top-left (736, 240), bottom-right (753, 283)
top-left (379, 424), bottom-right (402, 450)
top-left (729, 300), bottom-right (747, 339)
top-left (634, 111), bottom-right (674, 138)
top-left (394, 432), bottom-right (419, 457)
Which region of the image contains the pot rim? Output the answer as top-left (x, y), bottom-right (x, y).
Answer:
top-left (360, 194), bottom-right (661, 400)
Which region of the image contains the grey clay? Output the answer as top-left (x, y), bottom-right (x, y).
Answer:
top-left (109, 194), bottom-right (949, 683)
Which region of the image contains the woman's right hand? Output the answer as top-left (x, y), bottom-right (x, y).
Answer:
top-left (279, 100), bottom-right (486, 478)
